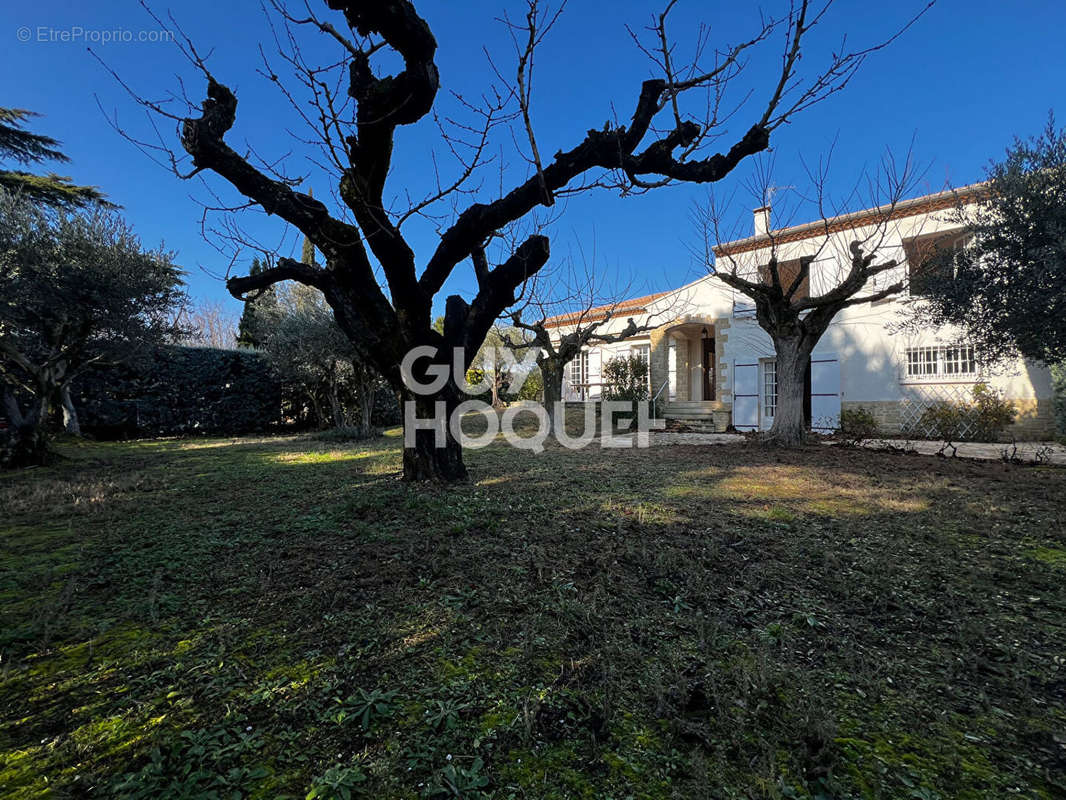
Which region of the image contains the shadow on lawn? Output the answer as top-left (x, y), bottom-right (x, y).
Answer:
top-left (1, 433), bottom-right (1065, 798)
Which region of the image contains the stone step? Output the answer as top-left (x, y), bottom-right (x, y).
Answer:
top-left (665, 418), bottom-right (722, 433)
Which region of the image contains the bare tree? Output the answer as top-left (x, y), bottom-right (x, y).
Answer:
top-left (179, 298), bottom-right (240, 350)
top-left (506, 256), bottom-right (684, 435)
top-left (103, 0), bottom-right (931, 481)
top-left (698, 149), bottom-right (925, 445)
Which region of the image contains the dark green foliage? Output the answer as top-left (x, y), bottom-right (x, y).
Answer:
top-left (513, 365), bottom-right (543, 402)
top-left (71, 345), bottom-right (280, 437)
top-left (0, 193), bottom-right (185, 466)
top-left (235, 257), bottom-right (275, 349)
top-left (602, 355), bottom-right (650, 431)
top-left (602, 355), bottom-right (650, 402)
top-left (838, 406), bottom-right (879, 445)
top-left (913, 115), bottom-right (1066, 365)
top-left (0, 107), bottom-right (108, 209)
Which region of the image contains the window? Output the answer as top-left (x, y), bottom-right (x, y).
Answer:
top-left (904, 344), bottom-right (976, 380)
top-left (758, 257), bottom-right (811, 302)
top-left (667, 339), bottom-right (677, 400)
top-left (763, 359), bottom-right (777, 418)
top-left (903, 230), bottom-right (971, 296)
top-left (569, 351), bottom-right (589, 398)
top-left (629, 344), bottom-right (651, 394)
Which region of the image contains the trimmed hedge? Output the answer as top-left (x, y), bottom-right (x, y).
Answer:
top-left (72, 345), bottom-right (281, 438)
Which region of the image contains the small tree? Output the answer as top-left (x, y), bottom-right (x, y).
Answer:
top-left (236, 257), bottom-right (276, 349)
top-left (602, 355), bottom-right (650, 403)
top-left (467, 327), bottom-right (531, 409)
top-left (602, 354), bottom-right (650, 430)
top-left (254, 283), bottom-right (379, 436)
top-left (0, 194), bottom-right (185, 466)
top-left (507, 256), bottom-right (677, 435)
top-left (909, 116), bottom-right (1066, 367)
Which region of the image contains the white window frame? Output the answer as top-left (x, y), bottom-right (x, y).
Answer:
top-left (762, 359), bottom-right (777, 419)
top-left (569, 350), bottom-right (590, 399)
top-left (667, 338), bottom-right (677, 401)
top-left (903, 344), bottom-right (977, 382)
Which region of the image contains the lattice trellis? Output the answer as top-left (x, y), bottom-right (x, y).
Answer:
top-left (899, 383), bottom-right (978, 440)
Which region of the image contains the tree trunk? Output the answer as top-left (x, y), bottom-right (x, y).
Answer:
top-left (60, 385), bottom-right (81, 436)
top-left (542, 359), bottom-right (565, 436)
top-left (329, 382), bottom-right (346, 428)
top-left (307, 387), bottom-right (325, 429)
top-left (765, 336), bottom-right (811, 446)
top-left (1, 390), bottom-right (51, 469)
top-left (401, 387), bottom-right (467, 482)
top-left (359, 390), bottom-right (374, 437)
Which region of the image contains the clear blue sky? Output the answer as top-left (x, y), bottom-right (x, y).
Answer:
top-left (3, 0), bottom-right (1064, 317)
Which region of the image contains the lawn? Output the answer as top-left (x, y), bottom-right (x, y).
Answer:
top-left (1, 424), bottom-right (1065, 799)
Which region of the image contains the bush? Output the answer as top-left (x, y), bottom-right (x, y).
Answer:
top-left (71, 345), bottom-right (281, 438)
top-left (838, 407), bottom-right (879, 445)
top-left (917, 400), bottom-right (969, 441)
top-left (970, 382), bottom-right (1017, 440)
top-left (602, 356), bottom-right (650, 402)
top-left (916, 383), bottom-right (1016, 442)
top-left (602, 355), bottom-right (650, 432)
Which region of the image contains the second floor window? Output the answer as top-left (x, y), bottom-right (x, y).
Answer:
top-left (903, 229), bottom-right (971, 297)
top-left (758, 257), bottom-right (811, 302)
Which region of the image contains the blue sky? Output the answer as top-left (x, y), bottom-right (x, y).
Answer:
top-left (3, 0), bottom-right (1064, 317)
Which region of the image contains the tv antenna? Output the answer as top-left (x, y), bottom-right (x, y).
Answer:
top-left (764, 184), bottom-right (794, 205)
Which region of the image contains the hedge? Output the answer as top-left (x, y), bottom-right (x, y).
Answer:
top-left (72, 345), bottom-right (281, 438)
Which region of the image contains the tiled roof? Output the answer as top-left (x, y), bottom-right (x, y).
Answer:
top-left (542, 290), bottom-right (672, 329)
top-left (713, 183), bottom-right (989, 257)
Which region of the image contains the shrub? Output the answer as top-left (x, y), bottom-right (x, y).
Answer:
top-left (602, 355), bottom-right (650, 431)
top-left (916, 383), bottom-right (1016, 442)
top-left (602, 356), bottom-right (650, 402)
top-left (71, 345), bottom-right (281, 438)
top-left (970, 382), bottom-right (1017, 440)
top-left (917, 400), bottom-right (969, 441)
top-left (838, 406), bottom-right (879, 445)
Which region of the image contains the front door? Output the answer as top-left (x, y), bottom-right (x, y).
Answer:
top-left (702, 337), bottom-right (716, 401)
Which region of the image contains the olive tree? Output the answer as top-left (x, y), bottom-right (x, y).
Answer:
top-left (0, 194), bottom-right (185, 466)
top-left (908, 117), bottom-right (1066, 367)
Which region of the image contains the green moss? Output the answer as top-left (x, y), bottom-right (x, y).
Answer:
top-left (1027, 546), bottom-right (1066, 568)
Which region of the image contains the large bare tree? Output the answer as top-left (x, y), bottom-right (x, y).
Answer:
top-left (699, 151), bottom-right (927, 445)
top-left (107, 0), bottom-right (930, 480)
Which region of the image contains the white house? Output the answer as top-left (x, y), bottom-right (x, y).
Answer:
top-left (545, 185), bottom-right (1056, 440)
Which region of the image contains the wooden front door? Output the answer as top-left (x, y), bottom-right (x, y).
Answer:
top-left (702, 337), bottom-right (716, 401)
